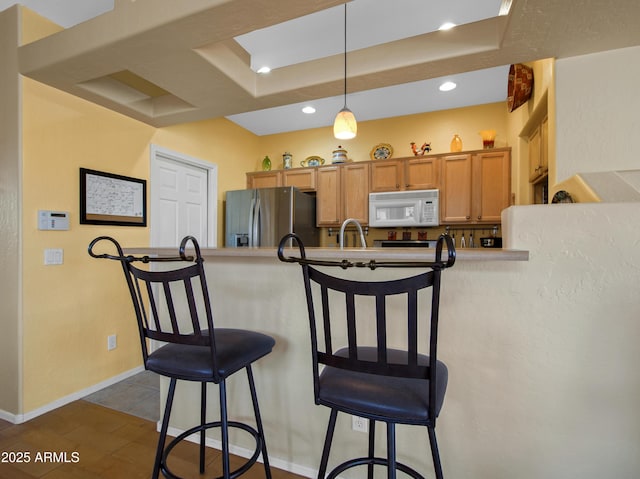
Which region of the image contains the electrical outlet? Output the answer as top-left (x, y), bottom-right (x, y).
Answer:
top-left (107, 334), bottom-right (117, 351)
top-left (352, 415), bottom-right (368, 433)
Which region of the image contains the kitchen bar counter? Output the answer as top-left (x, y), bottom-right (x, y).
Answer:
top-left (122, 204), bottom-right (640, 479)
top-left (124, 246), bottom-right (529, 262)
top-left (122, 241), bottom-right (530, 479)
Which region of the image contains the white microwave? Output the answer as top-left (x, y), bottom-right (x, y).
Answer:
top-left (369, 189), bottom-right (439, 227)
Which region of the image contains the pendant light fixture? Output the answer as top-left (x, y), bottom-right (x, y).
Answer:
top-left (333, 3), bottom-right (357, 140)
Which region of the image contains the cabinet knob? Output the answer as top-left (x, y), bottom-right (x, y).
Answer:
top-left (466, 216), bottom-right (471, 220)
top-left (406, 184), bottom-right (410, 188)
top-left (477, 215), bottom-right (482, 220)
top-left (396, 184), bottom-right (400, 189)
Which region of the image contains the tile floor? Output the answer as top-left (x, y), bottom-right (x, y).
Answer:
top-left (84, 370), bottom-right (160, 423)
top-left (0, 376), bottom-right (302, 479)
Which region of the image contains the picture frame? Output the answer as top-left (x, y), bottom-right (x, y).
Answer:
top-left (80, 168), bottom-right (147, 226)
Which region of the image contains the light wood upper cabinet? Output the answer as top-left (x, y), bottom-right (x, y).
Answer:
top-left (246, 148), bottom-right (509, 228)
top-left (528, 117), bottom-right (548, 183)
top-left (316, 163), bottom-right (370, 227)
top-left (370, 159), bottom-right (403, 192)
top-left (441, 149), bottom-right (511, 224)
top-left (441, 154), bottom-right (473, 223)
top-left (248, 168), bottom-right (317, 191)
top-left (541, 116), bottom-right (548, 174)
top-left (528, 125), bottom-right (541, 182)
top-left (370, 156), bottom-right (440, 192)
top-left (342, 162), bottom-right (370, 224)
top-left (246, 171), bottom-right (281, 189)
top-left (473, 150), bottom-right (511, 223)
top-left (316, 166), bottom-right (342, 226)
top-left (404, 157), bottom-right (440, 190)
top-left (283, 168), bottom-right (316, 191)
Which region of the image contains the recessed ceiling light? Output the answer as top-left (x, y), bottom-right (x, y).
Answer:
top-left (438, 22), bottom-right (456, 31)
top-left (439, 81), bottom-right (457, 92)
top-left (256, 66), bottom-right (271, 74)
top-left (302, 106), bottom-right (316, 114)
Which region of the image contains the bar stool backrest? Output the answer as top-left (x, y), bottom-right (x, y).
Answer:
top-left (89, 236), bottom-right (220, 381)
top-left (303, 265), bottom-right (442, 416)
top-left (277, 233), bottom-right (455, 424)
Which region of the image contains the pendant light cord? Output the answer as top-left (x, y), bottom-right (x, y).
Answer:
top-left (343, 3), bottom-right (347, 108)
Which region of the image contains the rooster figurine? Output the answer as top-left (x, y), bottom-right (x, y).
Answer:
top-left (410, 142), bottom-right (431, 156)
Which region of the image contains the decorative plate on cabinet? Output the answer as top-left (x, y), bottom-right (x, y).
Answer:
top-left (300, 156), bottom-right (325, 167)
top-left (370, 143), bottom-right (393, 160)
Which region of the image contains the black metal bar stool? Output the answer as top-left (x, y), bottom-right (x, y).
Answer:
top-left (89, 236), bottom-right (274, 479)
top-left (278, 233), bottom-right (455, 479)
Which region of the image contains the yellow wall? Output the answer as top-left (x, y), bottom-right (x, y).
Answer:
top-left (21, 78), bottom-right (154, 411)
top-left (0, 5), bottom-right (21, 416)
top-left (20, 77), bottom-right (260, 412)
top-left (14, 6), bottom-right (259, 413)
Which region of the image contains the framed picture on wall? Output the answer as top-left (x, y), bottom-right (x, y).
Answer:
top-left (80, 168), bottom-right (147, 226)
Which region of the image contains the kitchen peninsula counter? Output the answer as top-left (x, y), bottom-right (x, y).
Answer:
top-left (120, 204), bottom-right (640, 479)
top-left (124, 246), bottom-right (529, 262)
top-left (120, 241), bottom-right (530, 479)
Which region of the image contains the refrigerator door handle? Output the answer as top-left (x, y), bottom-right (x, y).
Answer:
top-left (251, 196), bottom-right (261, 247)
top-left (248, 196), bottom-right (256, 247)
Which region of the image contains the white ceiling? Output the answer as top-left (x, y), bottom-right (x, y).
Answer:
top-left (234, 0), bottom-right (503, 70)
top-left (8, 0), bottom-right (640, 135)
top-left (230, 0), bottom-right (508, 135)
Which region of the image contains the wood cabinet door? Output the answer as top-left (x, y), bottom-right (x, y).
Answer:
top-left (540, 116), bottom-right (549, 173)
top-left (370, 160), bottom-right (403, 192)
top-left (473, 150), bottom-right (511, 223)
top-left (247, 171), bottom-right (281, 189)
top-left (342, 162), bottom-right (370, 224)
top-left (283, 168), bottom-right (316, 191)
top-left (316, 166), bottom-right (341, 226)
top-left (441, 154), bottom-right (472, 223)
top-left (528, 125), bottom-right (542, 182)
top-left (404, 157), bottom-right (440, 190)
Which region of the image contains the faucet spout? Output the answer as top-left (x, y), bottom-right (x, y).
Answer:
top-left (339, 218), bottom-right (366, 249)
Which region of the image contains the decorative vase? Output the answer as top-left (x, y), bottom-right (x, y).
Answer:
top-left (283, 152), bottom-right (292, 169)
top-left (332, 146), bottom-right (348, 164)
top-left (479, 130), bottom-right (496, 149)
top-left (262, 155), bottom-right (271, 171)
top-left (450, 134), bottom-right (463, 152)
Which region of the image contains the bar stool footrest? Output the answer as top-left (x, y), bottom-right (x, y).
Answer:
top-left (160, 421), bottom-right (263, 479)
top-left (326, 456), bottom-right (425, 479)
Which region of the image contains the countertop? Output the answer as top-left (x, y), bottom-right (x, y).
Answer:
top-left (123, 246), bottom-right (529, 262)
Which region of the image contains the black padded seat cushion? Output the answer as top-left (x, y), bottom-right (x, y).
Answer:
top-left (318, 347), bottom-right (447, 424)
top-left (146, 328), bottom-right (275, 382)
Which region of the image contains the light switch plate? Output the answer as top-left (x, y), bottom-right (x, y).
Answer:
top-left (44, 248), bottom-right (63, 265)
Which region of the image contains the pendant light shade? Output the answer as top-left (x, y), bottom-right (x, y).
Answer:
top-left (333, 4), bottom-right (357, 140)
top-left (334, 107), bottom-right (357, 140)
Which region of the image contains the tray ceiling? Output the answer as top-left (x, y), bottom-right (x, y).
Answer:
top-left (7, 0), bottom-right (640, 134)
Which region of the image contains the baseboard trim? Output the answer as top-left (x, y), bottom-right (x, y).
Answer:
top-left (165, 425), bottom-right (318, 479)
top-left (0, 365), bottom-right (145, 424)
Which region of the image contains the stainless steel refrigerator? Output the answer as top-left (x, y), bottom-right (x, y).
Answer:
top-left (225, 186), bottom-right (319, 247)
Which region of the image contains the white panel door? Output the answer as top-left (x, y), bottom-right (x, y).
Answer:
top-left (151, 146), bottom-right (217, 248)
